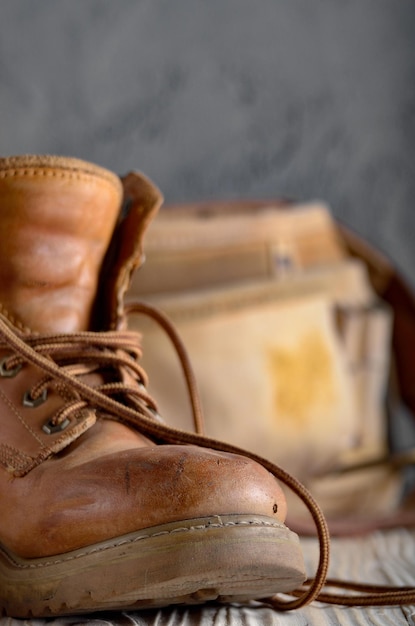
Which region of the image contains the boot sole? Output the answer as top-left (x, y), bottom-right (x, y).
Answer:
top-left (0, 514), bottom-right (305, 618)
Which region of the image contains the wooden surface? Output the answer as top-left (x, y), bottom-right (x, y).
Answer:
top-left (2, 527), bottom-right (414, 625)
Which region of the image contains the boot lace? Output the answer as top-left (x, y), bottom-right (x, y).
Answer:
top-left (0, 303), bottom-right (414, 610)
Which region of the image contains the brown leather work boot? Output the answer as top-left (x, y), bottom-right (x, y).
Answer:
top-left (0, 155), bottom-right (306, 618)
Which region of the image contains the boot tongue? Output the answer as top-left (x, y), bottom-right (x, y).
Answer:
top-left (0, 155), bottom-right (123, 333)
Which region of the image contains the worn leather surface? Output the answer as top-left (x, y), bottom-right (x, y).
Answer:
top-left (3, 431), bottom-right (286, 559)
top-left (0, 156), bottom-right (122, 333)
top-left (0, 156), bottom-right (287, 563)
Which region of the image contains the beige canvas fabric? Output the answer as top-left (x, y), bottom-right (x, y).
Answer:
top-left (128, 200), bottom-right (403, 525)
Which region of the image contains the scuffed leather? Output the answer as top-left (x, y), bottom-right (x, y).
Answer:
top-left (0, 357), bottom-right (97, 476)
top-left (0, 155), bottom-right (287, 561)
top-left (2, 429), bottom-right (286, 558)
top-left (0, 156), bottom-right (123, 333)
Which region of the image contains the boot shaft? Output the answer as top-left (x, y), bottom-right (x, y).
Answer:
top-left (0, 154), bottom-right (163, 478)
top-left (0, 155), bottom-right (163, 333)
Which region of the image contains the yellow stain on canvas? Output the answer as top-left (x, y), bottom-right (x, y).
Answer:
top-left (267, 330), bottom-right (338, 424)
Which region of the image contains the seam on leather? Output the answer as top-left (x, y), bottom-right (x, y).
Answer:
top-left (0, 387), bottom-right (44, 445)
top-left (0, 518), bottom-right (287, 569)
top-left (0, 169), bottom-right (118, 187)
top-left (0, 442), bottom-right (32, 473)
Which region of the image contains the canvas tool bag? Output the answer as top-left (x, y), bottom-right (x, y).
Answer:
top-left (126, 198), bottom-right (415, 535)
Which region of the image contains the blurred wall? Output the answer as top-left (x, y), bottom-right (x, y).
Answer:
top-left (0, 0), bottom-right (414, 276)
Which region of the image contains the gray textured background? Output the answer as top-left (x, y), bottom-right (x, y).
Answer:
top-left (1, 0), bottom-right (414, 277)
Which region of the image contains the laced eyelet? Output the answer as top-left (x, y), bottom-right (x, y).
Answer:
top-left (0, 358), bottom-right (22, 378)
top-left (23, 388), bottom-right (48, 408)
top-left (42, 417), bottom-right (71, 435)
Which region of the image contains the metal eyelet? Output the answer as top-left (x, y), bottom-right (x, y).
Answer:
top-left (0, 358), bottom-right (22, 378)
top-left (42, 418), bottom-right (71, 435)
top-left (23, 388), bottom-right (48, 408)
